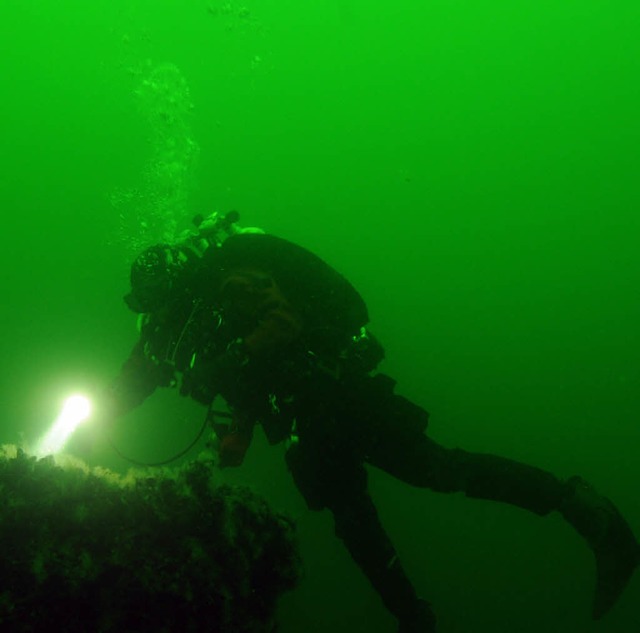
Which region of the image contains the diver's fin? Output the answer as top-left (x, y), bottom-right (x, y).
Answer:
top-left (591, 533), bottom-right (639, 619)
top-left (560, 476), bottom-right (639, 619)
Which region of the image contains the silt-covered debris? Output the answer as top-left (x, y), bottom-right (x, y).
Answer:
top-left (0, 445), bottom-right (301, 632)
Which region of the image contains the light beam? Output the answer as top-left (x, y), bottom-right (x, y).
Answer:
top-left (35, 395), bottom-right (92, 457)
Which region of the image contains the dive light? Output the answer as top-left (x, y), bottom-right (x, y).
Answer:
top-left (35, 394), bottom-right (93, 458)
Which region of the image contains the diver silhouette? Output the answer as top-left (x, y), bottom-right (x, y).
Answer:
top-left (99, 213), bottom-right (639, 632)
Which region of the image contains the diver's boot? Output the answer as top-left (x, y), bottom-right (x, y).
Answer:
top-left (370, 558), bottom-right (437, 633)
top-left (397, 598), bottom-right (437, 633)
top-left (560, 476), bottom-right (640, 619)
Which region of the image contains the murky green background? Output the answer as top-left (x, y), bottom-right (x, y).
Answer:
top-left (1, 1), bottom-right (638, 631)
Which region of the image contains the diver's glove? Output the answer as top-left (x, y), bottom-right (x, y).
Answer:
top-left (180, 338), bottom-right (250, 406)
top-left (208, 409), bottom-right (255, 468)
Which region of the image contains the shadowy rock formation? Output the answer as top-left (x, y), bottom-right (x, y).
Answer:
top-left (0, 445), bottom-right (301, 632)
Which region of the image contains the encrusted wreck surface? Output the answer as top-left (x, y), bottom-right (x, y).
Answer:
top-left (0, 445), bottom-right (301, 632)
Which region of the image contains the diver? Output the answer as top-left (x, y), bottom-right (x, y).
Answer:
top-left (97, 211), bottom-right (639, 632)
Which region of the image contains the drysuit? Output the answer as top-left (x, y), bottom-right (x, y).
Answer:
top-left (106, 232), bottom-right (639, 632)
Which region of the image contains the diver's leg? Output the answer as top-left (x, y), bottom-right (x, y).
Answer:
top-left (368, 431), bottom-right (639, 619)
top-left (285, 442), bottom-right (437, 632)
top-left (329, 489), bottom-right (437, 633)
top-left (370, 434), bottom-right (566, 513)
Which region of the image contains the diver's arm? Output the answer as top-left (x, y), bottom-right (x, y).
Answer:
top-left (99, 340), bottom-right (162, 421)
top-left (69, 341), bottom-right (162, 454)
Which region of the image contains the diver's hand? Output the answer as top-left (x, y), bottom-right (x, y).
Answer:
top-left (209, 410), bottom-right (255, 468)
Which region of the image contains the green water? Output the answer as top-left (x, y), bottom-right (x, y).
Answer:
top-left (1, 1), bottom-right (638, 631)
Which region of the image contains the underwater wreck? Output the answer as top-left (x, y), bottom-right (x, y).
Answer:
top-left (0, 445), bottom-right (301, 632)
